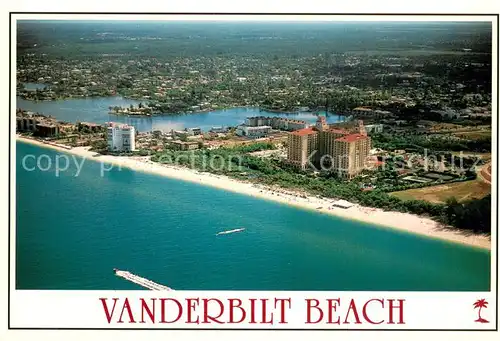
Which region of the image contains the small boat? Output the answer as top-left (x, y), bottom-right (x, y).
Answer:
top-left (216, 228), bottom-right (246, 236)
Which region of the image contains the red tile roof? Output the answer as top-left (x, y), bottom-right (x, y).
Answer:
top-left (335, 133), bottom-right (368, 143)
top-left (291, 128), bottom-right (317, 136)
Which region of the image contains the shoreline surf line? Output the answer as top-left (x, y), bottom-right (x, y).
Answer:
top-left (16, 136), bottom-right (491, 250)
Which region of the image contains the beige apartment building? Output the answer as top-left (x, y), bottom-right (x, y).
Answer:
top-left (333, 133), bottom-right (371, 179)
top-left (287, 117), bottom-right (371, 179)
top-left (287, 128), bottom-right (318, 170)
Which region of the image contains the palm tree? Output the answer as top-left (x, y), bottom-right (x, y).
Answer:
top-left (473, 299), bottom-right (489, 323)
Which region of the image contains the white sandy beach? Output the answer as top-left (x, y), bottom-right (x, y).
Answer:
top-left (17, 136), bottom-right (491, 250)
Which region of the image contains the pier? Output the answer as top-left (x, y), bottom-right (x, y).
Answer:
top-left (114, 269), bottom-right (173, 291)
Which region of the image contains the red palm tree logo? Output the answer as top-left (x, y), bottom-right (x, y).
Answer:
top-left (473, 299), bottom-right (489, 323)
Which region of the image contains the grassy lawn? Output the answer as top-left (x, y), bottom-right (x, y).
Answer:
top-left (390, 178), bottom-right (491, 204)
top-left (453, 130), bottom-right (491, 139)
top-left (450, 152), bottom-right (491, 160)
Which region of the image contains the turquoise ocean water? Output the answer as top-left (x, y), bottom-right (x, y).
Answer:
top-left (16, 141), bottom-right (491, 291)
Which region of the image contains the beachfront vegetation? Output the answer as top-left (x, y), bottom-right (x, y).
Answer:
top-left (372, 132), bottom-right (491, 153)
top-left (151, 144), bottom-right (491, 234)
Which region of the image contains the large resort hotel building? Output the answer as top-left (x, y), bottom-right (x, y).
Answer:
top-left (107, 122), bottom-right (136, 152)
top-left (287, 116), bottom-right (371, 179)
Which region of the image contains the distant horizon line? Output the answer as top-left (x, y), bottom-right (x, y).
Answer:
top-left (17, 20), bottom-right (492, 24)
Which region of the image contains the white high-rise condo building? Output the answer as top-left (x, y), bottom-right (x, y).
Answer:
top-left (107, 122), bottom-right (136, 151)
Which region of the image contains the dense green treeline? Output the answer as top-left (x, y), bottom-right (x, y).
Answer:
top-left (372, 132), bottom-right (491, 153)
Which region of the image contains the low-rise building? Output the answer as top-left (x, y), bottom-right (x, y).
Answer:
top-left (17, 112), bottom-right (61, 137)
top-left (171, 141), bottom-right (200, 151)
top-left (332, 199), bottom-right (354, 209)
top-left (286, 119), bottom-right (309, 131)
top-left (352, 107), bottom-right (394, 119)
top-left (78, 122), bottom-right (103, 133)
top-left (351, 107), bottom-right (373, 117)
top-left (209, 126), bottom-right (228, 133)
top-left (365, 124), bottom-right (384, 134)
top-left (173, 127), bottom-right (203, 140)
top-left (173, 130), bottom-right (189, 140)
top-left (16, 112), bottom-right (42, 132)
top-left (236, 125), bottom-right (272, 138)
top-left (372, 110), bottom-right (395, 119)
top-left (244, 116), bottom-right (308, 131)
top-left (187, 127), bottom-right (202, 136)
